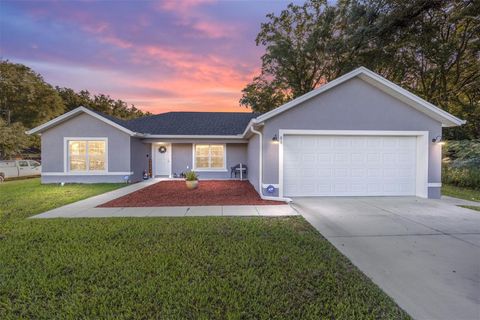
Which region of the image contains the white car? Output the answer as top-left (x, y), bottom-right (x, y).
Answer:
top-left (0, 160), bottom-right (42, 182)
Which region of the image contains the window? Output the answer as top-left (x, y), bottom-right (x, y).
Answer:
top-left (28, 160), bottom-right (41, 168)
top-left (18, 160), bottom-right (29, 167)
top-left (67, 139), bottom-right (106, 172)
top-left (194, 144), bottom-right (225, 170)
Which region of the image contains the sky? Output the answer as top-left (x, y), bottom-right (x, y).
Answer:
top-left (0, 0), bottom-right (302, 114)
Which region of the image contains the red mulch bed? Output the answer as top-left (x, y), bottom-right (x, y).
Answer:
top-left (98, 180), bottom-right (283, 207)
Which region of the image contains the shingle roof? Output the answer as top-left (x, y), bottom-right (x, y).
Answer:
top-left (90, 109), bottom-right (130, 127)
top-left (122, 112), bottom-right (258, 135)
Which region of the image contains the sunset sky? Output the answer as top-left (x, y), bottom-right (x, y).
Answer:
top-left (0, 0), bottom-right (302, 114)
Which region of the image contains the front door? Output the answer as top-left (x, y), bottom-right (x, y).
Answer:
top-left (155, 144), bottom-right (171, 176)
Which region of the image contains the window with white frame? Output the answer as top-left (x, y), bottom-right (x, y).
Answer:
top-left (67, 139), bottom-right (107, 172)
top-left (194, 144), bottom-right (225, 170)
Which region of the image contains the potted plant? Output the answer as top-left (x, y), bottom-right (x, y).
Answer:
top-left (184, 170), bottom-right (199, 189)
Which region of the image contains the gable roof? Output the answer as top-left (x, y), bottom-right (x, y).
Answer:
top-left (26, 106), bottom-right (136, 136)
top-left (254, 67), bottom-right (465, 127)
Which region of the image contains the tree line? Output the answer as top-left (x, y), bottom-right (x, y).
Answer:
top-left (240, 0), bottom-right (479, 139)
top-left (0, 60), bottom-right (150, 159)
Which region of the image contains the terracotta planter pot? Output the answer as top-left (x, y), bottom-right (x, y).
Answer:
top-left (185, 180), bottom-right (199, 190)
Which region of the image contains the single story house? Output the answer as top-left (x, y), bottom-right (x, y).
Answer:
top-left (28, 67), bottom-right (465, 199)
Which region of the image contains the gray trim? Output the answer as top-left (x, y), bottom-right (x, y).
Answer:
top-left (41, 175), bottom-right (128, 184)
top-left (428, 187), bottom-right (441, 199)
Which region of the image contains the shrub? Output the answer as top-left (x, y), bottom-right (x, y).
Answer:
top-left (443, 140), bottom-right (480, 168)
top-left (442, 140), bottom-right (480, 190)
top-left (442, 166), bottom-right (480, 190)
top-left (184, 170), bottom-right (198, 181)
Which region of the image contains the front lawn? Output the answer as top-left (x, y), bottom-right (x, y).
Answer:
top-left (0, 179), bottom-right (409, 319)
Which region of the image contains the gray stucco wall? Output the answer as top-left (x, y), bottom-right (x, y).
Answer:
top-left (130, 138), bottom-right (151, 182)
top-left (260, 77), bottom-right (443, 198)
top-left (171, 143), bottom-right (192, 175)
top-left (40, 113), bottom-right (131, 183)
top-left (247, 134), bottom-right (260, 193)
top-left (171, 143), bottom-right (248, 179)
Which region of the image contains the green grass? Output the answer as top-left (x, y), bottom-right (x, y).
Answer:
top-left (460, 205), bottom-right (480, 212)
top-left (0, 179), bottom-right (409, 319)
top-left (0, 178), bottom-right (125, 228)
top-left (442, 184), bottom-right (480, 203)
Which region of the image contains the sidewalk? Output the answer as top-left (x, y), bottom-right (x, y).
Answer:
top-left (30, 178), bottom-right (298, 218)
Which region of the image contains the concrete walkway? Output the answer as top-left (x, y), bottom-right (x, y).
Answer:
top-left (293, 196), bottom-right (480, 320)
top-left (30, 178), bottom-right (297, 218)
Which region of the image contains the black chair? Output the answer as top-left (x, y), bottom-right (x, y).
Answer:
top-left (231, 163), bottom-right (248, 179)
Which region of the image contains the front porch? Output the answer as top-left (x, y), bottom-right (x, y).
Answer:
top-left (147, 141), bottom-right (249, 180)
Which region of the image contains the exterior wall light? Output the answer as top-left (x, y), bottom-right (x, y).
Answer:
top-left (432, 135), bottom-right (445, 145)
top-left (272, 134), bottom-right (279, 143)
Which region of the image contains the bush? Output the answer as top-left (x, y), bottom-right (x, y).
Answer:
top-left (443, 140), bottom-right (480, 168)
top-left (184, 170), bottom-right (198, 181)
top-left (442, 166), bottom-right (480, 190)
top-left (442, 140), bottom-right (480, 189)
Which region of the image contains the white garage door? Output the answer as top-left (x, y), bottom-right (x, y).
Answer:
top-left (283, 135), bottom-right (417, 196)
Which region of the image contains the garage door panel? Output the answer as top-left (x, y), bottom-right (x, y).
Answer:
top-left (283, 135), bottom-right (417, 197)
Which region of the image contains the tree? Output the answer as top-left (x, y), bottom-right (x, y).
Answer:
top-left (240, 0), bottom-right (340, 112)
top-left (0, 118), bottom-right (32, 159)
top-left (342, 0), bottom-right (479, 139)
top-left (0, 60), bottom-right (65, 128)
top-left (239, 76), bottom-right (289, 113)
top-left (56, 87), bottom-right (150, 120)
top-left (242, 0), bottom-right (479, 138)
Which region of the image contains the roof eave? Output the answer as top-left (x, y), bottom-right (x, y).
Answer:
top-left (26, 106), bottom-right (136, 136)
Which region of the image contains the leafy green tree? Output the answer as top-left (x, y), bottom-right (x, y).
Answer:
top-left (241, 0), bottom-right (339, 109)
top-left (242, 0), bottom-right (479, 138)
top-left (0, 118), bottom-right (32, 159)
top-left (56, 87), bottom-right (150, 120)
top-left (343, 0), bottom-right (479, 139)
top-left (239, 76), bottom-right (289, 113)
top-left (0, 60), bottom-right (65, 128)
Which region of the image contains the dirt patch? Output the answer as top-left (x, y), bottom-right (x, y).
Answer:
top-left (98, 180), bottom-right (284, 207)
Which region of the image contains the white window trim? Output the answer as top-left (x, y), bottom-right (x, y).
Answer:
top-left (192, 144), bottom-right (227, 172)
top-left (64, 137), bottom-right (108, 173)
top-left (278, 130), bottom-right (429, 199)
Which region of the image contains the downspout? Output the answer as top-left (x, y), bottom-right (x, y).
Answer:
top-left (250, 126), bottom-right (292, 203)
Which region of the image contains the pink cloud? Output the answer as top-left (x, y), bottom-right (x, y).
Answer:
top-left (100, 36), bottom-right (133, 49)
top-left (5, 0), bottom-right (278, 114)
top-left (157, 0), bottom-right (216, 13)
top-left (192, 21), bottom-right (234, 39)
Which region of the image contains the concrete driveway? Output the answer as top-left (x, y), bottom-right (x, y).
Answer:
top-left (292, 197), bottom-right (480, 320)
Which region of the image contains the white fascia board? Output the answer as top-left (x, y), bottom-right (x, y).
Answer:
top-left (253, 66), bottom-right (465, 127)
top-left (26, 106), bottom-right (136, 136)
top-left (240, 119), bottom-right (259, 138)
